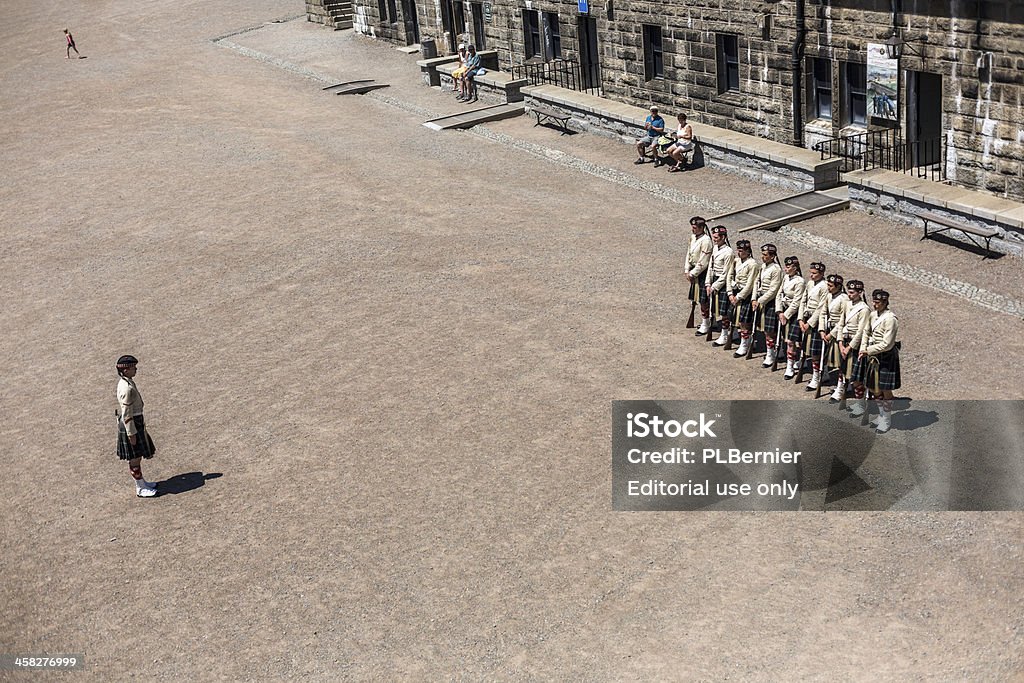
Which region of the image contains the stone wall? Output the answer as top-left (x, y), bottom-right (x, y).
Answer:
top-left (337, 0), bottom-right (1024, 201)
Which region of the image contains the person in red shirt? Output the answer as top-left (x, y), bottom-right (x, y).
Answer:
top-left (64, 28), bottom-right (82, 59)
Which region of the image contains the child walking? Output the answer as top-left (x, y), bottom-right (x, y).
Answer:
top-left (64, 28), bottom-right (81, 59)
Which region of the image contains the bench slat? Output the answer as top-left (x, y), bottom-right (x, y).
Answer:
top-left (919, 211), bottom-right (999, 237)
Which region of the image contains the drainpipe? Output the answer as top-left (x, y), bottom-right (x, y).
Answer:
top-left (790, 0), bottom-right (806, 147)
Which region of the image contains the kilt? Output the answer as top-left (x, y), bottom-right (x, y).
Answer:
top-left (805, 325), bottom-right (823, 358)
top-left (116, 414), bottom-right (155, 461)
top-left (787, 318), bottom-right (805, 346)
top-left (715, 288), bottom-right (732, 320)
top-left (760, 303), bottom-right (779, 340)
top-left (687, 273), bottom-right (709, 307)
top-left (828, 336), bottom-right (855, 375)
top-left (851, 347), bottom-right (901, 392)
top-left (732, 297), bottom-right (754, 326)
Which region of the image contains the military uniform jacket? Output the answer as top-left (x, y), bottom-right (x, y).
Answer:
top-left (821, 292), bottom-right (849, 334)
top-left (727, 257), bottom-right (758, 301)
top-left (799, 279), bottom-right (829, 328)
top-left (117, 376), bottom-right (144, 437)
top-left (686, 234), bottom-right (712, 278)
top-left (704, 244), bottom-right (734, 291)
top-left (839, 300), bottom-right (870, 349)
top-left (775, 274), bottom-right (805, 320)
top-left (858, 309), bottom-right (899, 355)
top-left (754, 262), bottom-right (782, 307)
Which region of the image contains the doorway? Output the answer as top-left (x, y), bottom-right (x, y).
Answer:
top-left (471, 2), bottom-right (486, 50)
top-left (577, 16), bottom-right (600, 92)
top-left (442, 0), bottom-right (466, 53)
top-left (906, 71), bottom-right (942, 168)
top-left (400, 0), bottom-right (420, 45)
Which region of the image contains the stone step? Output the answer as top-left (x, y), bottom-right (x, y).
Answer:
top-left (333, 19), bottom-right (354, 29)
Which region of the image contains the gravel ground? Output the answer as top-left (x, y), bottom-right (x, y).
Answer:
top-left (1, 3), bottom-right (1022, 680)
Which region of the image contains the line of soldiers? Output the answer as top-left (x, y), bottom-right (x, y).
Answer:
top-left (684, 217), bottom-right (902, 433)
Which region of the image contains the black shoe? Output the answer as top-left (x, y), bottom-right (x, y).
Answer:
top-left (634, 158), bottom-right (645, 165)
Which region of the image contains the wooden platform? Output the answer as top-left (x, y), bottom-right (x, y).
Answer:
top-left (708, 187), bottom-right (850, 233)
top-left (422, 103), bottom-right (526, 131)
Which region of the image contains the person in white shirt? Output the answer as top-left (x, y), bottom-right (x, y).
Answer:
top-left (850, 290), bottom-right (901, 433)
top-left (115, 355), bottom-right (158, 497)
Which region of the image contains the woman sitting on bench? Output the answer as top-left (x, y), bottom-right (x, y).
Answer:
top-left (665, 113), bottom-right (695, 173)
top-left (452, 44), bottom-right (469, 99)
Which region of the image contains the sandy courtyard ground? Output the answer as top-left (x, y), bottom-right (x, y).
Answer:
top-left (1, 0), bottom-right (1023, 679)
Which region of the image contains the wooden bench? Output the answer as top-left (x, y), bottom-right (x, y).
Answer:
top-left (530, 105), bottom-right (571, 135)
top-left (919, 210), bottom-right (1000, 259)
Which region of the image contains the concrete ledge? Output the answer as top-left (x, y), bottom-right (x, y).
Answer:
top-left (520, 84), bottom-right (841, 191)
top-left (418, 50), bottom-right (499, 87)
top-left (437, 62), bottom-right (528, 103)
top-left (416, 55), bottom-right (459, 87)
top-left (845, 168), bottom-right (1024, 256)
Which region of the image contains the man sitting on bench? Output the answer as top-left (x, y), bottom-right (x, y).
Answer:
top-left (634, 106), bottom-right (665, 164)
top-left (459, 45), bottom-right (482, 103)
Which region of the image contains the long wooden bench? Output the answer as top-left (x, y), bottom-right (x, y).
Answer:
top-left (919, 210), bottom-right (1000, 258)
top-left (530, 105), bottom-right (572, 134)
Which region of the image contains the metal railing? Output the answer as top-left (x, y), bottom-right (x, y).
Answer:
top-left (813, 129), bottom-right (946, 182)
top-left (508, 57), bottom-right (602, 96)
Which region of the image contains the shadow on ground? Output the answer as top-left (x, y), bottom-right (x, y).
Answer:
top-left (157, 472), bottom-right (223, 496)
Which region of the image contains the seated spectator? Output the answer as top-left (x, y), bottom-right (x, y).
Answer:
top-left (634, 106), bottom-right (665, 164)
top-left (460, 45), bottom-right (482, 103)
top-left (452, 44), bottom-right (468, 99)
top-left (666, 112), bottom-right (695, 172)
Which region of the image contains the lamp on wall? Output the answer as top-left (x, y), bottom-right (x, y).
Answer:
top-left (883, 28), bottom-right (922, 60)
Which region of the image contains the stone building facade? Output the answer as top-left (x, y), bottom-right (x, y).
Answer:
top-left (314, 0), bottom-right (1024, 201)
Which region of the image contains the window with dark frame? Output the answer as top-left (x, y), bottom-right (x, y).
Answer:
top-left (642, 25), bottom-right (663, 81)
top-left (544, 12), bottom-right (561, 60)
top-left (810, 57), bottom-right (832, 120)
top-left (843, 61), bottom-right (867, 126)
top-left (716, 33), bottom-right (739, 93)
top-left (386, 0), bottom-right (397, 23)
top-left (378, 0), bottom-right (388, 22)
top-left (523, 9), bottom-right (541, 59)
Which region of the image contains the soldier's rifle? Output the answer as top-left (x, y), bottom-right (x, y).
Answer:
top-left (795, 319), bottom-right (810, 383)
top-left (706, 285), bottom-right (717, 343)
top-left (746, 307), bottom-right (760, 360)
top-left (771, 316), bottom-right (784, 372)
top-left (815, 328), bottom-right (830, 400)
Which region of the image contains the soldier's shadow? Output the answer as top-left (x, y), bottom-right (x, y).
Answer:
top-left (156, 472), bottom-right (222, 496)
top-left (892, 410), bottom-right (939, 431)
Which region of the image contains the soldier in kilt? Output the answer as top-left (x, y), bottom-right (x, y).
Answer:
top-left (753, 244), bottom-right (782, 366)
top-left (825, 279), bottom-right (868, 403)
top-left (776, 256), bottom-right (805, 378)
top-left (685, 217), bottom-right (713, 334)
top-left (728, 239), bottom-right (758, 357)
top-left (115, 355), bottom-right (158, 497)
top-left (706, 225), bottom-right (735, 346)
top-left (798, 262), bottom-right (829, 390)
top-left (850, 289), bottom-right (901, 433)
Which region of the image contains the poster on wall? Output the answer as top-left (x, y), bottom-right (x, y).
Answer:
top-left (867, 43), bottom-right (898, 120)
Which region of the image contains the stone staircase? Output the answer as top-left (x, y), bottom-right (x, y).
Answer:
top-left (306, 0), bottom-right (353, 30)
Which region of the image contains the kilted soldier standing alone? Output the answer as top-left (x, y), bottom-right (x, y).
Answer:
top-left (706, 226), bottom-right (735, 346)
top-left (775, 257), bottom-right (805, 377)
top-left (727, 240), bottom-right (758, 356)
top-left (826, 279), bottom-right (869, 403)
top-left (753, 244), bottom-right (782, 366)
top-left (115, 355), bottom-right (158, 497)
top-left (798, 262), bottom-right (829, 390)
top-left (850, 290), bottom-right (901, 433)
top-left (685, 217), bottom-right (713, 333)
